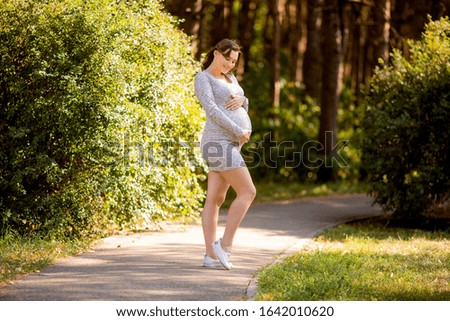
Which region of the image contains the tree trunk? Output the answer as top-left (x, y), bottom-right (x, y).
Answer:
top-left (346, 2), bottom-right (370, 100)
top-left (267, 0), bottom-right (282, 107)
top-left (238, 0), bottom-right (260, 73)
top-left (317, 0), bottom-right (343, 182)
top-left (303, 0), bottom-right (322, 99)
top-left (287, 0), bottom-right (307, 84)
top-left (164, 0), bottom-right (205, 59)
top-left (224, 0), bottom-right (234, 38)
top-left (343, 2), bottom-right (361, 95)
top-left (372, 0), bottom-right (391, 67)
top-left (210, 0), bottom-right (234, 46)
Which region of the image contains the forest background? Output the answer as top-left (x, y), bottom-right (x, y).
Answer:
top-left (1, 0), bottom-right (449, 240)
top-left (164, 0), bottom-right (449, 182)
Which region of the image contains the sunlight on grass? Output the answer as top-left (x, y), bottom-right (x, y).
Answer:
top-left (0, 232), bottom-right (96, 284)
top-left (254, 181), bottom-right (369, 203)
top-left (255, 222), bottom-right (450, 301)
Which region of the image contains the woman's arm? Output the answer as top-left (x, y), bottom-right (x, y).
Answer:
top-left (226, 94), bottom-right (248, 111)
top-left (194, 72), bottom-right (246, 138)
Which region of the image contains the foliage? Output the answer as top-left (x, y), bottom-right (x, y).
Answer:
top-left (360, 17), bottom-right (450, 218)
top-left (0, 0), bottom-right (205, 238)
top-left (241, 68), bottom-right (319, 182)
top-left (0, 230), bottom-right (94, 284)
top-left (255, 222), bottom-right (450, 300)
top-left (241, 61), bottom-right (363, 184)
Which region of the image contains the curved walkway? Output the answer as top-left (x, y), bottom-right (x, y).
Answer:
top-left (0, 194), bottom-right (381, 301)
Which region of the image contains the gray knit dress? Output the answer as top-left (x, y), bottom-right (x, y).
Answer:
top-left (194, 70), bottom-right (251, 171)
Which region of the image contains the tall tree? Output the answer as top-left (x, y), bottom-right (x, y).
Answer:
top-left (303, 0), bottom-right (322, 98)
top-left (343, 1), bottom-right (369, 98)
top-left (318, 0), bottom-right (343, 181)
top-left (287, 0), bottom-right (308, 84)
top-left (164, 0), bottom-right (205, 59)
top-left (266, 0), bottom-right (283, 107)
top-left (209, 0), bottom-right (235, 45)
top-left (372, 0), bottom-right (391, 66)
top-left (238, 0), bottom-right (260, 73)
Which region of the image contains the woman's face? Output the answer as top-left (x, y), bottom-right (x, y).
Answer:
top-left (215, 49), bottom-right (239, 73)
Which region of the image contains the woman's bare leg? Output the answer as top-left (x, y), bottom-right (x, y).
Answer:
top-left (202, 171), bottom-right (230, 258)
top-left (218, 167), bottom-right (256, 250)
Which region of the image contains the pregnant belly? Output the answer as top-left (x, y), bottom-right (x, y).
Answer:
top-left (229, 108), bottom-right (251, 130)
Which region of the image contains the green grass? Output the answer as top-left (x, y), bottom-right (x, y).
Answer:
top-left (255, 220), bottom-right (450, 300)
top-left (0, 232), bottom-right (96, 284)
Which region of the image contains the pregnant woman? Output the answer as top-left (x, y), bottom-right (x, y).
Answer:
top-left (194, 39), bottom-right (256, 270)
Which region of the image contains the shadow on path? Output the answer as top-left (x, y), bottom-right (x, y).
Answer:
top-left (0, 194), bottom-right (381, 301)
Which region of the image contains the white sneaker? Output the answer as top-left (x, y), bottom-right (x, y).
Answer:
top-left (203, 255), bottom-right (223, 269)
top-left (212, 239), bottom-right (232, 270)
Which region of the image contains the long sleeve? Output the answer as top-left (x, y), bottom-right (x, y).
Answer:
top-left (229, 73), bottom-right (249, 112)
top-left (242, 96), bottom-right (249, 112)
top-left (194, 72), bottom-right (245, 138)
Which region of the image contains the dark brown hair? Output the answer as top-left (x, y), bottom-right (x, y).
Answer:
top-left (201, 39), bottom-right (242, 71)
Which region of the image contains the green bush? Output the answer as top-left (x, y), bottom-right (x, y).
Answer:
top-left (0, 0), bottom-right (205, 238)
top-left (360, 17), bottom-right (450, 218)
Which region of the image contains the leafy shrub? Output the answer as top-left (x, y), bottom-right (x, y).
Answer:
top-left (360, 17), bottom-right (450, 218)
top-left (0, 0), bottom-right (205, 237)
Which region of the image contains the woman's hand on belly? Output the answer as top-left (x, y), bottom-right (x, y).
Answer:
top-left (225, 94), bottom-right (246, 110)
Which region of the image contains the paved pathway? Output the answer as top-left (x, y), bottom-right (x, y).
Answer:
top-left (0, 194), bottom-right (381, 301)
